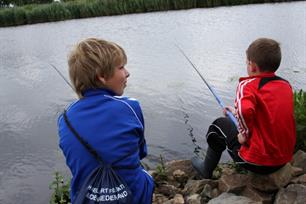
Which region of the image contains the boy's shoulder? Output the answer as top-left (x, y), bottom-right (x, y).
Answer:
top-left (238, 76), bottom-right (259, 91)
top-left (105, 95), bottom-right (140, 106)
top-left (104, 95), bottom-right (142, 114)
top-left (106, 95), bottom-right (144, 127)
top-left (240, 73), bottom-right (290, 87)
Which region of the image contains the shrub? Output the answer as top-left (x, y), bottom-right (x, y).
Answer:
top-left (47, 3), bottom-right (71, 21)
top-left (12, 7), bottom-right (27, 25)
top-left (0, 7), bottom-right (26, 26)
top-left (0, 0), bottom-right (298, 27)
top-left (49, 171), bottom-right (71, 204)
top-left (294, 89), bottom-right (306, 152)
top-left (64, 2), bottom-right (82, 19)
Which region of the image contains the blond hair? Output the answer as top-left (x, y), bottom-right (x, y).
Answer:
top-left (68, 38), bottom-right (127, 98)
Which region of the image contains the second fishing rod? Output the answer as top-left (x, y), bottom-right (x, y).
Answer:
top-left (175, 44), bottom-right (239, 128)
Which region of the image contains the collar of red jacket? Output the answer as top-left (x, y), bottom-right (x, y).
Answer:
top-left (239, 72), bottom-right (276, 82)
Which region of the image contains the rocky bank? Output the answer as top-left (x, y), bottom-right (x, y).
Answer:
top-left (149, 150), bottom-right (306, 204)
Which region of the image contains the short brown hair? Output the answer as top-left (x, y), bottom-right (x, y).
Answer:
top-left (68, 38), bottom-right (127, 98)
top-left (246, 38), bottom-right (281, 72)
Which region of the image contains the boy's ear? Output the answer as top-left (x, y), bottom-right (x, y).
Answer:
top-left (97, 75), bottom-right (106, 84)
top-left (250, 61), bottom-right (259, 72)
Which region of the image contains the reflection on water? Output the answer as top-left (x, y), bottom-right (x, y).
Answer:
top-left (0, 1), bottom-right (305, 203)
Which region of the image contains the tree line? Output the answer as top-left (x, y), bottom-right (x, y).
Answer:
top-left (0, 0), bottom-right (301, 27)
top-left (1, 0), bottom-right (55, 7)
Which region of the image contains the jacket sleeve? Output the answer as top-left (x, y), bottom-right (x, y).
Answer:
top-left (235, 81), bottom-right (256, 141)
top-left (139, 138), bottom-right (147, 159)
top-left (136, 104), bottom-right (147, 160)
top-left (127, 98), bottom-right (148, 159)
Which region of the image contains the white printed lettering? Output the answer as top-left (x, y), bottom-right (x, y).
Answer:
top-left (92, 188), bottom-right (98, 193)
top-left (88, 194), bottom-right (97, 201)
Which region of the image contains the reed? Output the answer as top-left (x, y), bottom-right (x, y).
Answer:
top-left (26, 5), bottom-right (49, 24)
top-left (47, 3), bottom-right (71, 21)
top-left (294, 90), bottom-right (306, 152)
top-left (64, 2), bottom-right (82, 19)
top-left (0, 0), bottom-right (300, 27)
top-left (0, 7), bottom-right (27, 26)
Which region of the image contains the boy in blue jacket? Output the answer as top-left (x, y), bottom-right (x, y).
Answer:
top-left (58, 38), bottom-right (154, 203)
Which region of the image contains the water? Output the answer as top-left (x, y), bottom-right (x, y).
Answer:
top-left (0, 2), bottom-right (305, 203)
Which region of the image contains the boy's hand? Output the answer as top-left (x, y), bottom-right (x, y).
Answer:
top-left (223, 106), bottom-right (235, 117)
top-left (237, 133), bottom-right (247, 144)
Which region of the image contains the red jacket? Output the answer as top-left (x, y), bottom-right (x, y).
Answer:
top-left (235, 73), bottom-right (296, 166)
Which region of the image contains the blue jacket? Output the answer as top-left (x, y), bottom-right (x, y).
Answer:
top-left (58, 88), bottom-right (154, 203)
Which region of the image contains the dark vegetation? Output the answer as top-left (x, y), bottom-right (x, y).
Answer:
top-left (0, 0), bottom-right (302, 27)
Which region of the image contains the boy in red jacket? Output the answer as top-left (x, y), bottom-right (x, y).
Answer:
top-left (192, 38), bottom-right (296, 178)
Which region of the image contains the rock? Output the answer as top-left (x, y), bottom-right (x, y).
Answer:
top-left (274, 184), bottom-right (306, 204)
top-left (241, 185), bottom-right (273, 204)
top-left (155, 183), bottom-right (179, 197)
top-left (152, 155), bottom-right (306, 204)
top-left (292, 150), bottom-right (306, 174)
top-left (201, 184), bottom-right (213, 198)
top-left (173, 169), bottom-right (189, 185)
top-left (182, 179), bottom-right (218, 195)
top-left (211, 188), bottom-right (220, 198)
top-left (152, 193), bottom-right (169, 204)
top-left (218, 174), bottom-right (249, 194)
top-left (200, 184), bottom-right (221, 203)
top-left (250, 163), bottom-right (293, 192)
top-left (218, 163), bottom-right (238, 176)
top-left (165, 160), bottom-right (197, 178)
top-left (186, 194), bottom-right (201, 204)
top-left (290, 174), bottom-right (306, 184)
top-left (172, 194), bottom-right (185, 204)
top-left (208, 192), bottom-right (261, 204)
top-left (291, 166), bottom-right (304, 177)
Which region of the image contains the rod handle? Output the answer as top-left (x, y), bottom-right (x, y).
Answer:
top-left (226, 110), bottom-right (239, 128)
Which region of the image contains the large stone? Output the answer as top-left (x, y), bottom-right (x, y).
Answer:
top-left (218, 163), bottom-right (240, 176)
top-left (163, 194), bottom-right (185, 204)
top-left (208, 192), bottom-right (261, 204)
top-left (182, 179), bottom-right (218, 195)
top-left (173, 169), bottom-right (189, 185)
top-left (274, 184), bottom-right (306, 204)
top-left (201, 184), bottom-right (217, 199)
top-left (250, 163), bottom-right (293, 192)
top-left (165, 160), bottom-right (197, 178)
top-left (292, 150), bottom-right (306, 174)
top-left (173, 194), bottom-right (185, 204)
top-left (291, 166), bottom-right (304, 177)
top-left (241, 185), bottom-right (273, 204)
top-left (290, 174), bottom-right (306, 184)
top-left (155, 183), bottom-right (179, 197)
top-left (152, 193), bottom-right (170, 204)
top-left (186, 194), bottom-right (201, 204)
top-left (218, 174), bottom-right (249, 194)
top-left (200, 184), bottom-right (221, 203)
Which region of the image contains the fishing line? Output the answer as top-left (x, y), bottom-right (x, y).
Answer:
top-left (182, 111), bottom-right (204, 157)
top-left (49, 63), bottom-right (74, 91)
top-left (174, 44), bottom-right (238, 128)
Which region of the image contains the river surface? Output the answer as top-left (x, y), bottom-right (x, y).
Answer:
top-left (0, 1), bottom-right (305, 203)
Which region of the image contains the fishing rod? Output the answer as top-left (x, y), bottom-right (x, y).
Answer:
top-left (175, 44), bottom-right (238, 128)
top-left (49, 63), bottom-right (74, 91)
